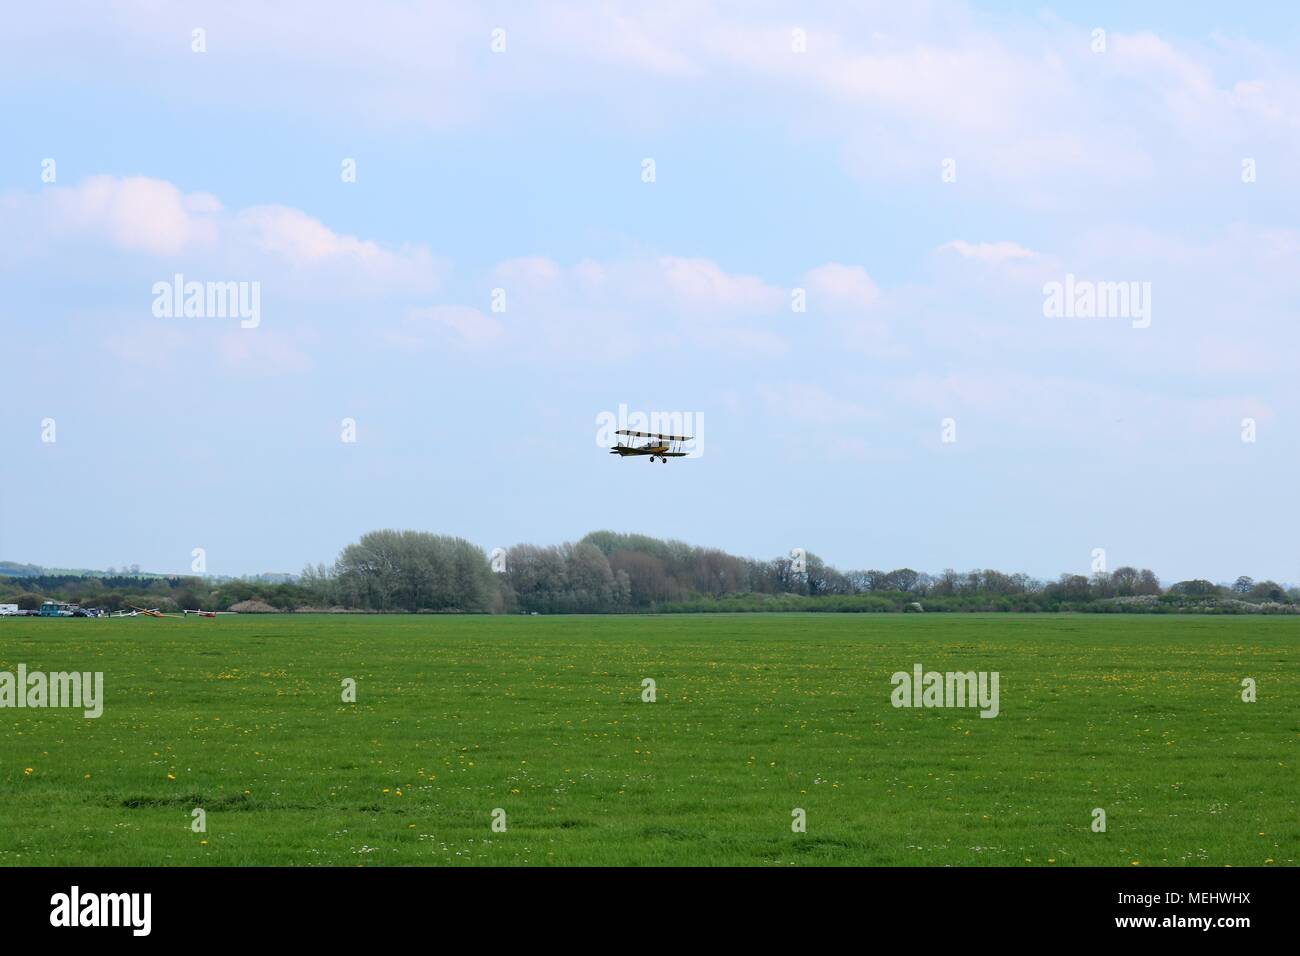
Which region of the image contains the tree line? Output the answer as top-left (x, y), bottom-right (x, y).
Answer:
top-left (3, 529), bottom-right (1296, 614)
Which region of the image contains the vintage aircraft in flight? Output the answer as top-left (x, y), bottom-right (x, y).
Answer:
top-left (609, 429), bottom-right (693, 463)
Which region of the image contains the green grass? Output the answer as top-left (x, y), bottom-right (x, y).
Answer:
top-left (0, 613), bottom-right (1294, 866)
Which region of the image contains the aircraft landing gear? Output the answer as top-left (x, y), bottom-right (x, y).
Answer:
top-left (649, 456), bottom-right (656, 462)
top-left (662, 458), bottom-right (667, 463)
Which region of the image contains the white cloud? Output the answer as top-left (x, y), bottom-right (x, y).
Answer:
top-left (658, 256), bottom-right (784, 313)
top-left (494, 256), bottom-right (563, 287)
top-left (393, 305), bottom-right (504, 348)
top-left (9, 4), bottom-right (1300, 202)
top-left (390, 253), bottom-right (791, 357)
top-left (46, 175), bottom-right (221, 256)
top-left (6, 175), bottom-right (440, 297)
top-left (803, 263), bottom-right (880, 310)
top-left (234, 205), bottom-right (438, 290)
top-left (939, 240), bottom-right (1036, 264)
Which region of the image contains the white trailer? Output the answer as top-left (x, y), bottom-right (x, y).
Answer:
top-left (0, 604), bottom-right (19, 616)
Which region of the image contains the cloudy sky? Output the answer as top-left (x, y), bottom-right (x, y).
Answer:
top-left (1, 1), bottom-right (1297, 583)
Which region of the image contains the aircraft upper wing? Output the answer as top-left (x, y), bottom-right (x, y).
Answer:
top-left (615, 429), bottom-right (693, 441)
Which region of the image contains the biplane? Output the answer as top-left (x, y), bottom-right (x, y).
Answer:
top-left (609, 428), bottom-right (692, 463)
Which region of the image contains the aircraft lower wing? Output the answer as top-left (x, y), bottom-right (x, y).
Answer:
top-left (610, 429), bottom-right (693, 461)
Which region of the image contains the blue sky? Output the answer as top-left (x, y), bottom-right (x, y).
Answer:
top-left (1, 1), bottom-right (1297, 584)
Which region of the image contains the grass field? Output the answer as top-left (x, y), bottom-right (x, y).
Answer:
top-left (0, 613), bottom-right (1294, 866)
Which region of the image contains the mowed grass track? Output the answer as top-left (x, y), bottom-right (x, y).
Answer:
top-left (0, 613), bottom-right (1294, 867)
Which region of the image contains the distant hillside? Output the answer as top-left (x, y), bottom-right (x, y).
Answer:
top-left (0, 562), bottom-right (295, 584)
top-left (0, 561), bottom-right (168, 579)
